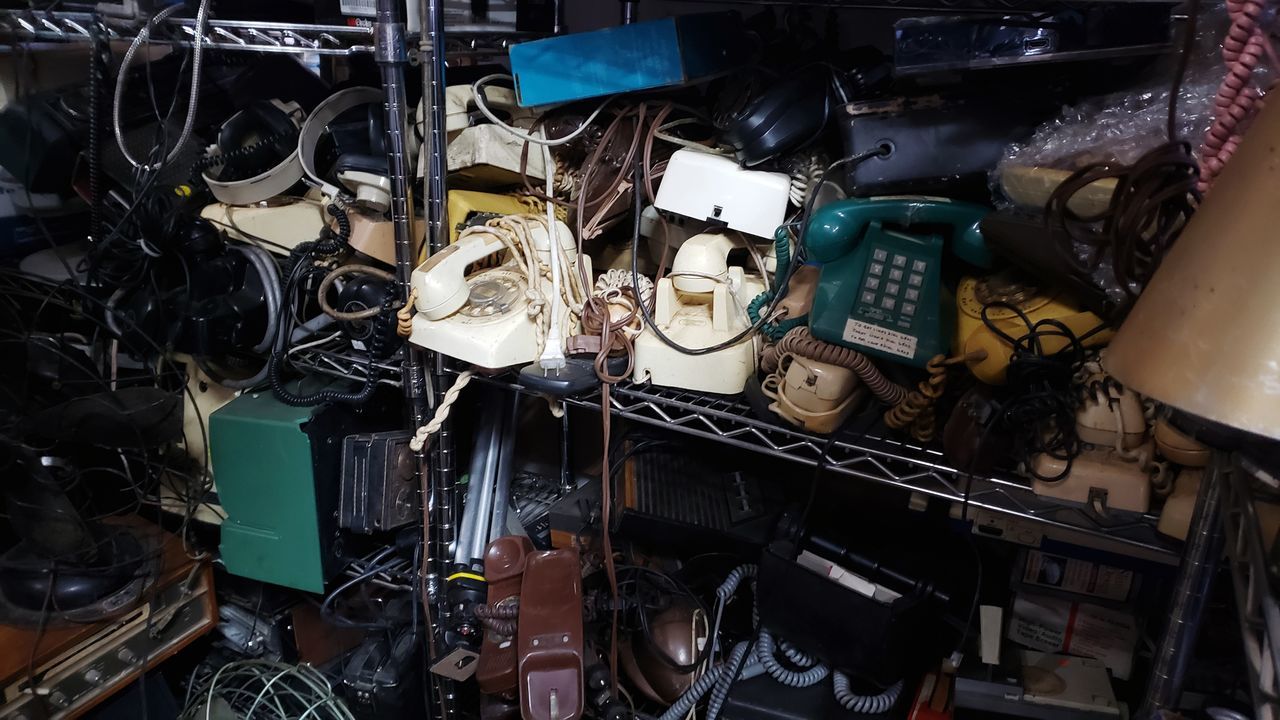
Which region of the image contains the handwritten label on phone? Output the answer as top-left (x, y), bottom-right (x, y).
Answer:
top-left (842, 319), bottom-right (917, 360)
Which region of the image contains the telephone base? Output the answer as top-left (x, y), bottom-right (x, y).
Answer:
top-left (1156, 469), bottom-right (1202, 541)
top-left (409, 306), bottom-right (538, 372)
top-left (633, 276), bottom-right (765, 395)
top-left (200, 200), bottom-right (326, 255)
top-left (634, 337), bottom-right (758, 395)
top-left (1031, 445), bottom-right (1152, 515)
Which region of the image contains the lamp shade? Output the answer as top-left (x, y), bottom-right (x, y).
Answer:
top-left (1104, 99), bottom-right (1280, 440)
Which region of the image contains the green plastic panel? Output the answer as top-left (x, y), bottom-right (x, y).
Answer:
top-left (210, 392), bottom-right (327, 593)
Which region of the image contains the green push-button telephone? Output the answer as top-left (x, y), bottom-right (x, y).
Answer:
top-left (806, 197), bottom-right (991, 368)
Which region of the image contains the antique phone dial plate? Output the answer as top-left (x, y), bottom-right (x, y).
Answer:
top-left (458, 270), bottom-right (528, 324)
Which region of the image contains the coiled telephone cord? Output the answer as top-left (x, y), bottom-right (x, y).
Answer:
top-left (1201, 0), bottom-right (1276, 192)
top-left (761, 327), bottom-right (908, 406)
top-left (884, 354), bottom-right (954, 442)
top-left (473, 602), bottom-right (519, 637)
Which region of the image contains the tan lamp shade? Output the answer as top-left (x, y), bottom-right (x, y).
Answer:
top-left (1104, 98), bottom-right (1280, 440)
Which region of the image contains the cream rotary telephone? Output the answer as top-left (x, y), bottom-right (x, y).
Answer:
top-left (407, 215), bottom-right (590, 370)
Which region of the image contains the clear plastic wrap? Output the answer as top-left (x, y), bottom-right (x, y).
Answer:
top-left (991, 5), bottom-right (1231, 210)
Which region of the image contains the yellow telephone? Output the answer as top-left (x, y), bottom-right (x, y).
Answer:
top-left (445, 190), bottom-right (567, 244)
top-left (955, 274), bottom-right (1112, 384)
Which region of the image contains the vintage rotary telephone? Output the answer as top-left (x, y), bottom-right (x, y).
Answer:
top-left (955, 273), bottom-right (1113, 384)
top-left (407, 216), bottom-right (589, 370)
top-left (807, 197), bottom-right (992, 368)
top-left (632, 232), bottom-right (767, 394)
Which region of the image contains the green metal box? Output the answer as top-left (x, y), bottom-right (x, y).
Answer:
top-left (209, 391), bottom-right (354, 593)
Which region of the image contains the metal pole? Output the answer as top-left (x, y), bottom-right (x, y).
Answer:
top-left (456, 391), bottom-right (504, 567)
top-left (621, 0), bottom-right (638, 25)
top-left (489, 391), bottom-right (521, 542)
top-left (1140, 451), bottom-right (1228, 718)
top-left (418, 1), bottom-right (459, 717)
top-left (421, 0), bottom-right (457, 590)
top-left (374, 0), bottom-right (428, 427)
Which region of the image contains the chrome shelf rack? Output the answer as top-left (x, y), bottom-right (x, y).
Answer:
top-left (675, 0), bottom-right (1178, 10)
top-left (288, 333), bottom-right (404, 390)
top-left (466, 371), bottom-right (1183, 565)
top-left (0, 8), bottom-right (535, 57)
top-left (1223, 455), bottom-right (1280, 720)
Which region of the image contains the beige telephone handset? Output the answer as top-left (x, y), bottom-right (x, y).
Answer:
top-left (407, 217), bottom-right (588, 370)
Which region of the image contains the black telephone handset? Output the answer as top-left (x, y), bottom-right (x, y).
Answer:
top-left (211, 100), bottom-right (300, 181)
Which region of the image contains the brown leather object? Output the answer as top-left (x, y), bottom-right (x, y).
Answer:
top-left (477, 535), bottom-right (536, 696)
top-left (620, 603), bottom-right (697, 704)
top-left (518, 549), bottom-right (585, 720)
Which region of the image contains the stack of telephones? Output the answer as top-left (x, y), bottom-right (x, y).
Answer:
top-left (387, 74), bottom-right (1211, 528)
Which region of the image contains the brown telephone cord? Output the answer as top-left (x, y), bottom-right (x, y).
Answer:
top-left (883, 353), bottom-right (984, 442)
top-left (396, 286), bottom-right (418, 338)
top-left (317, 263), bottom-right (396, 321)
top-left (761, 327), bottom-right (909, 406)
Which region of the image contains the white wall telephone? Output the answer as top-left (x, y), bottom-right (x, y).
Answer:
top-left (408, 215), bottom-right (589, 370)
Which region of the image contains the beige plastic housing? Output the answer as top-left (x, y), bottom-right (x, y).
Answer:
top-left (762, 356), bottom-right (867, 434)
top-left (1157, 469), bottom-right (1201, 541)
top-left (1076, 373), bottom-right (1147, 450)
top-left (200, 200), bottom-right (326, 255)
top-left (1153, 420), bottom-right (1210, 468)
top-left (1032, 444), bottom-right (1153, 514)
top-left (634, 233), bottom-right (766, 394)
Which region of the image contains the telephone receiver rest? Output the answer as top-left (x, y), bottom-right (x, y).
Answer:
top-left (414, 232), bottom-right (507, 320)
top-left (805, 197), bottom-right (992, 268)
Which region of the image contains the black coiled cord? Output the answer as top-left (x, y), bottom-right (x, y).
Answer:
top-left (269, 287), bottom-right (395, 407)
top-left (325, 204), bottom-right (351, 248)
top-left (190, 128), bottom-right (298, 185)
top-left (982, 302), bottom-right (1090, 481)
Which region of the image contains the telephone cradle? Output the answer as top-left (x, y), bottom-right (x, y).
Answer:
top-left (634, 232), bottom-right (766, 395)
top-left (806, 197), bottom-right (992, 368)
top-left (407, 217), bottom-right (589, 370)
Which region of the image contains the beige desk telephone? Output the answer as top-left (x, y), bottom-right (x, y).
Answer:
top-left (407, 215), bottom-right (589, 370)
top-left (632, 232), bottom-right (766, 394)
top-left (1031, 367), bottom-right (1164, 515)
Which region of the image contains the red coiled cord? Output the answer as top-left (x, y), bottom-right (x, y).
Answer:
top-left (1200, 0), bottom-right (1276, 192)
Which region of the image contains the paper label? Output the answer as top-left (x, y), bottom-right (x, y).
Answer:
top-left (842, 318), bottom-right (918, 360)
top-left (1008, 593), bottom-right (1137, 680)
top-left (339, 0), bottom-right (375, 15)
top-left (1022, 550), bottom-right (1133, 602)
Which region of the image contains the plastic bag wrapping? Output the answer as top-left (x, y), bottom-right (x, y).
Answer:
top-left (991, 4), bottom-right (1233, 211)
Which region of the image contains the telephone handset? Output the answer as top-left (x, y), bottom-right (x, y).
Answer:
top-left (806, 197), bottom-right (991, 368)
top-left (407, 217), bottom-right (589, 370)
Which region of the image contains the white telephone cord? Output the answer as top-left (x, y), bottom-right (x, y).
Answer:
top-left (410, 370), bottom-right (475, 453)
top-left (540, 143), bottom-right (568, 371)
top-left (457, 215), bottom-right (587, 359)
